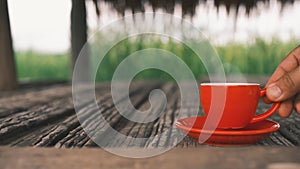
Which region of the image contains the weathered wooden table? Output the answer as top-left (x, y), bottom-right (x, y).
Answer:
top-left (0, 81), bottom-right (300, 168)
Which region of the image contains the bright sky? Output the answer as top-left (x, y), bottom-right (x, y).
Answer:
top-left (8, 0), bottom-right (71, 53)
top-left (7, 0), bottom-right (300, 53)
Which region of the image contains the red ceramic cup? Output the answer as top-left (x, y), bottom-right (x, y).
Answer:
top-left (200, 83), bottom-right (280, 129)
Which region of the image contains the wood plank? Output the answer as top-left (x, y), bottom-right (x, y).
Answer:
top-left (88, 82), bottom-right (163, 147)
top-left (0, 85), bottom-right (72, 113)
top-left (0, 147), bottom-right (300, 169)
top-left (0, 81), bottom-right (300, 148)
top-left (0, 83), bottom-right (110, 146)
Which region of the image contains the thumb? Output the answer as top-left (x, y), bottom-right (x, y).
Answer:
top-left (266, 67), bottom-right (300, 102)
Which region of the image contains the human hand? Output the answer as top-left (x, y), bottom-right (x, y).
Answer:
top-left (265, 45), bottom-right (300, 118)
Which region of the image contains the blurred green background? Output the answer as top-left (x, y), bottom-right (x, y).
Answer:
top-left (15, 37), bottom-right (299, 81)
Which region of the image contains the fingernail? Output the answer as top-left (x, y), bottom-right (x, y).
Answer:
top-left (267, 84), bottom-right (282, 99)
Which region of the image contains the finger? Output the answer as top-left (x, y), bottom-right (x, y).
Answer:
top-left (278, 99), bottom-right (294, 118)
top-left (266, 66), bottom-right (300, 102)
top-left (264, 45), bottom-right (300, 103)
top-left (294, 94), bottom-right (300, 114)
top-left (265, 45), bottom-right (300, 87)
top-left (263, 96), bottom-right (272, 104)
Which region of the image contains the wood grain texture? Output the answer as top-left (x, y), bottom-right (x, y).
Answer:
top-left (0, 81), bottom-right (300, 148)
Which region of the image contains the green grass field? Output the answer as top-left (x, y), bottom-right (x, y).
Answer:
top-left (15, 38), bottom-right (299, 81)
top-left (15, 51), bottom-right (70, 81)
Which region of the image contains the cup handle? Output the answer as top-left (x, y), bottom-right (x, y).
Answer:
top-left (250, 88), bottom-right (280, 123)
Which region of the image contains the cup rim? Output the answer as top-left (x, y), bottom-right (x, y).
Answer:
top-left (200, 82), bottom-right (260, 86)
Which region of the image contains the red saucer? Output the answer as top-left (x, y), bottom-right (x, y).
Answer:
top-left (175, 116), bottom-right (280, 146)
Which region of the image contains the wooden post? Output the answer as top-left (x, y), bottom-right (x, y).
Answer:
top-left (0, 0), bottom-right (17, 91)
top-left (71, 0), bottom-right (90, 81)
